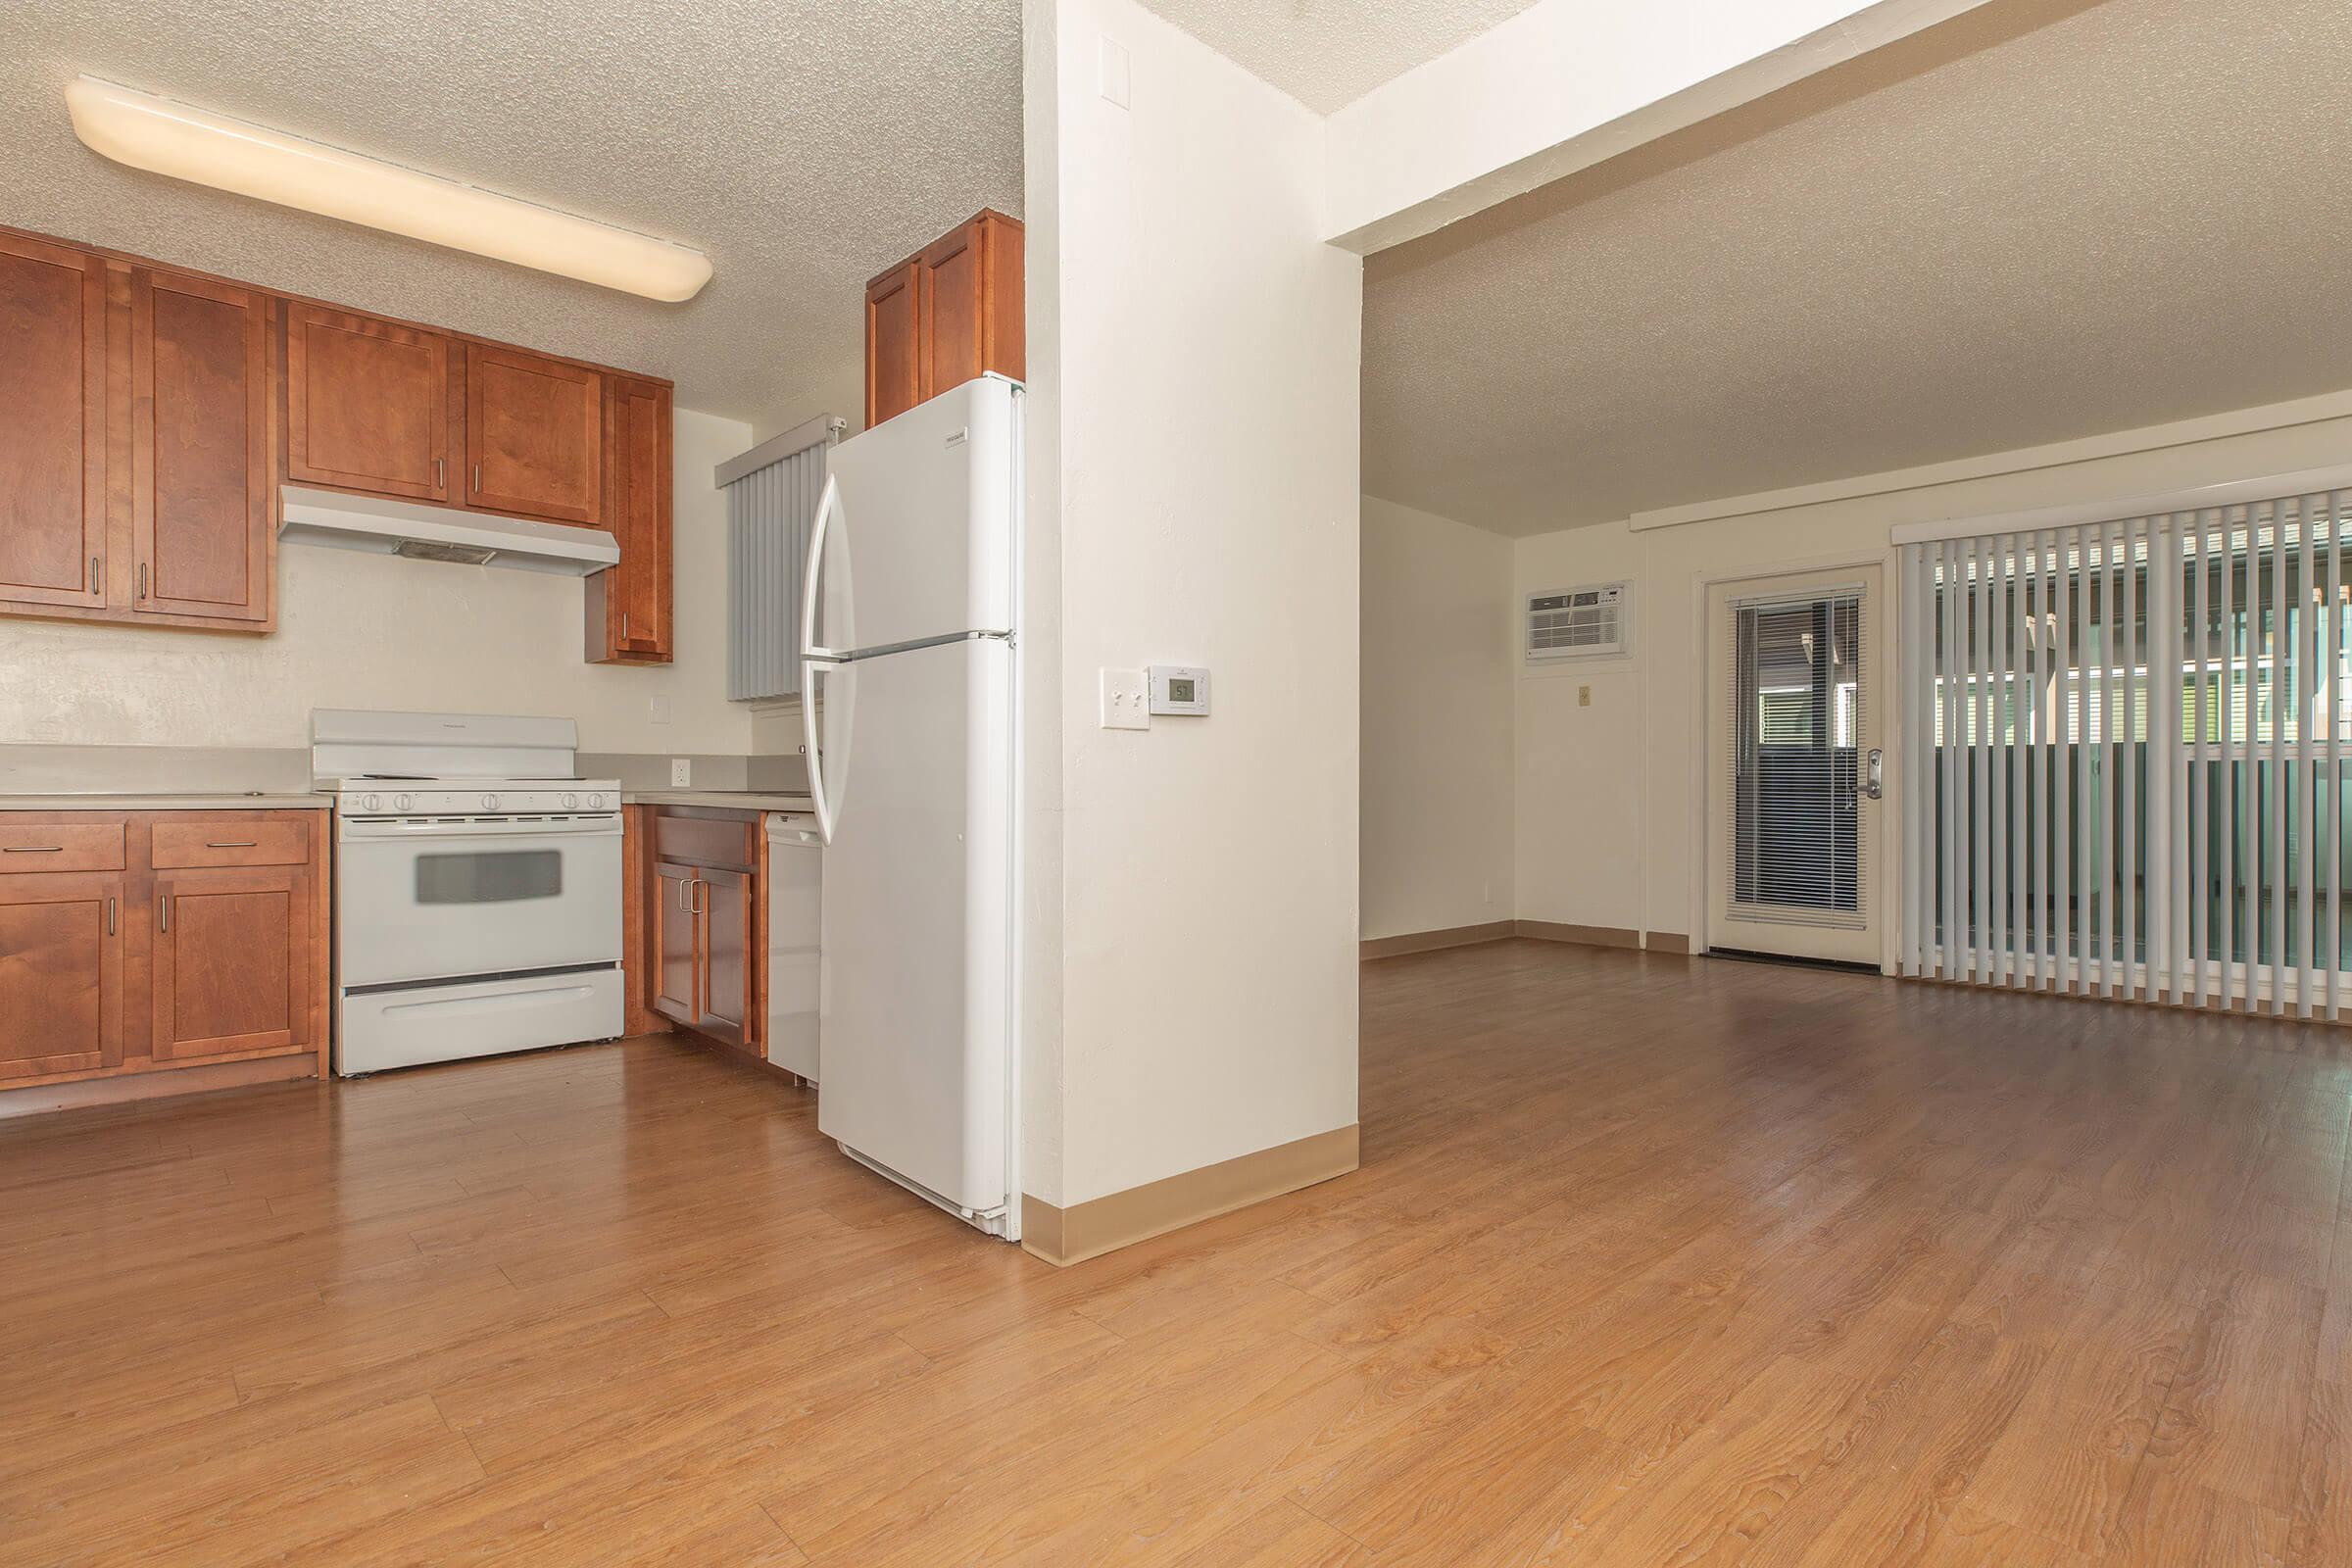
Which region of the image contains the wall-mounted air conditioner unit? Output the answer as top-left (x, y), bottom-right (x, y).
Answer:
top-left (1526, 581), bottom-right (1629, 662)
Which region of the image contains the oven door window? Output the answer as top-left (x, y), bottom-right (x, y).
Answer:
top-left (415, 849), bottom-right (564, 905)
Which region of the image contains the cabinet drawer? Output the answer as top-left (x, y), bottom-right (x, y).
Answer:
top-left (150, 818), bottom-right (311, 869)
top-left (653, 812), bottom-right (755, 869)
top-left (0, 821), bottom-right (124, 873)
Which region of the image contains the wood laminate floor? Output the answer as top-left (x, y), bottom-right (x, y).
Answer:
top-left (3, 940), bottom-right (2349, 1565)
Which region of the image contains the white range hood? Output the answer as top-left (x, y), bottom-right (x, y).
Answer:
top-left (278, 485), bottom-right (617, 575)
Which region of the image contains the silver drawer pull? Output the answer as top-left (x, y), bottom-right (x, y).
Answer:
top-left (206, 840), bottom-right (258, 849)
top-left (2, 845), bottom-right (63, 853)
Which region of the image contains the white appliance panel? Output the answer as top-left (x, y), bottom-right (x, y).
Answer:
top-left (339, 969), bottom-right (623, 1075)
top-left (814, 635), bottom-right (1013, 1219)
top-left (765, 813), bottom-right (822, 1082)
top-left (819, 376), bottom-right (1016, 652)
top-left (336, 815), bottom-right (623, 987)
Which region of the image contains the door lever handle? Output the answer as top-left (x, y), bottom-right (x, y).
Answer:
top-left (1863, 748), bottom-right (1886, 801)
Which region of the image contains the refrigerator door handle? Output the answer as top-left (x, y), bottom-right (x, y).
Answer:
top-left (803, 659), bottom-right (836, 846)
top-left (802, 473), bottom-right (845, 663)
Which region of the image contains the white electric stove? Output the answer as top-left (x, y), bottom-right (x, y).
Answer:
top-left (314, 710), bottom-right (625, 1075)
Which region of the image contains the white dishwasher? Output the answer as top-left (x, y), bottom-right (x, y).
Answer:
top-left (764, 812), bottom-right (822, 1081)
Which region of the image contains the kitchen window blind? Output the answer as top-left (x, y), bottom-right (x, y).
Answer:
top-left (721, 416), bottom-right (843, 702)
top-left (1897, 488), bottom-right (2351, 1013)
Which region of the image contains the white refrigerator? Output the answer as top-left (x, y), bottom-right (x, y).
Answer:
top-left (801, 374), bottom-right (1021, 1240)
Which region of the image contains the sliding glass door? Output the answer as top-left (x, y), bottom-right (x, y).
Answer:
top-left (1897, 490), bottom-right (2351, 1014)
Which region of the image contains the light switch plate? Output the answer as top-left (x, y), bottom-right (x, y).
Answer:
top-left (670, 758), bottom-right (692, 786)
top-left (1100, 668), bottom-right (1149, 730)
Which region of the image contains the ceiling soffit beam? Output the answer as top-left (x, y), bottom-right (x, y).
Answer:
top-left (1323, 0), bottom-right (1993, 255)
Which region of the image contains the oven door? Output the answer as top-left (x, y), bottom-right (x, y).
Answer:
top-left (336, 814), bottom-right (622, 988)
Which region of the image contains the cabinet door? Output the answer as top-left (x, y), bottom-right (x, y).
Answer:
top-left (864, 260), bottom-right (921, 428)
top-left (151, 863), bottom-right (311, 1061)
top-left (466, 344), bottom-right (602, 524)
top-left (918, 211), bottom-right (1024, 402)
top-left (0, 233), bottom-right (106, 610)
top-left (131, 270), bottom-right (270, 623)
top-left (651, 860), bottom-right (700, 1026)
top-left (587, 377), bottom-right (672, 662)
top-left (284, 304), bottom-right (451, 502)
top-left (695, 866), bottom-right (754, 1049)
top-left (0, 872), bottom-right (125, 1081)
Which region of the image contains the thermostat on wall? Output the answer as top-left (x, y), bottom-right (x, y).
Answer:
top-left (1149, 664), bottom-right (1209, 715)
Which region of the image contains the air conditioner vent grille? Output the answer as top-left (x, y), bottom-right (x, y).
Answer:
top-left (1528, 581), bottom-right (1628, 661)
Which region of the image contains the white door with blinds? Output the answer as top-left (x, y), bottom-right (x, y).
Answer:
top-left (1896, 485), bottom-right (2350, 1015)
top-left (1707, 565), bottom-right (1886, 964)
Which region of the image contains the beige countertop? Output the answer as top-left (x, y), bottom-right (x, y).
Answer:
top-left (0, 792), bottom-right (332, 811)
top-left (625, 789), bottom-right (815, 812)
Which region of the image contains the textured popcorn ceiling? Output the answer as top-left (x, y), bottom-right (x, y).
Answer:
top-left (1138, 0), bottom-right (1541, 112)
top-left (0, 0), bottom-right (1023, 433)
top-left (1363, 0), bottom-right (2352, 536)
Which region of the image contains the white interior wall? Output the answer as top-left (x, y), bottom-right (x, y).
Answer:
top-left (0, 408), bottom-right (754, 756)
top-left (1512, 396), bottom-right (2352, 945)
top-left (1359, 495), bottom-right (1515, 941)
top-left (1028, 0), bottom-right (1362, 1208)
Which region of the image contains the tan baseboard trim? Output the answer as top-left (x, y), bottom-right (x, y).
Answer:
top-left (1022, 1122), bottom-right (1360, 1267)
top-left (1514, 919), bottom-right (1640, 950)
top-left (1359, 920), bottom-right (1515, 960)
top-left (1513, 921), bottom-right (1692, 956)
top-left (0, 1053), bottom-right (318, 1120)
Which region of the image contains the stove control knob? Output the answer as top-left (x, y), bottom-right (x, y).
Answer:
top-left (394, 794), bottom-right (414, 812)
top-left (361, 793), bottom-right (380, 813)
top-left (562, 793), bottom-right (578, 810)
top-left (596, 793), bottom-right (614, 809)
top-left (482, 794), bottom-right (498, 810)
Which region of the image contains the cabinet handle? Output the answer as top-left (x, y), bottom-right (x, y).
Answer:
top-left (159, 894), bottom-right (168, 933)
top-left (620, 612), bottom-right (628, 639)
top-left (691, 877), bottom-right (707, 916)
top-left (107, 896), bottom-right (116, 936)
top-left (206, 840), bottom-right (257, 849)
top-left (676, 877), bottom-right (688, 912)
top-left (90, 555), bottom-right (99, 593)
top-left (138, 562), bottom-right (148, 600)
top-left (1, 845), bottom-right (62, 854)
top-left (435, 456), bottom-right (445, 488)
top-left (473, 464), bottom-right (481, 493)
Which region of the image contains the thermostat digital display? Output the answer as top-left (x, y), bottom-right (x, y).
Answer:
top-left (1148, 664), bottom-right (1210, 716)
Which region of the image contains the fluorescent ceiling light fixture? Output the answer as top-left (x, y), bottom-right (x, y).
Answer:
top-left (65, 75), bottom-right (711, 302)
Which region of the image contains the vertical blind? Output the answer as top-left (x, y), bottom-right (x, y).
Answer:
top-left (1897, 487), bottom-right (2351, 1015)
top-left (1728, 592), bottom-right (1866, 924)
top-left (723, 424), bottom-right (837, 702)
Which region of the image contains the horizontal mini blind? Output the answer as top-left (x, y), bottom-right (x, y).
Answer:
top-left (1897, 488), bottom-right (2351, 1015)
top-left (723, 421), bottom-right (839, 702)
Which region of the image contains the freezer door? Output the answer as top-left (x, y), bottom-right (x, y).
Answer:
top-left (813, 635), bottom-right (1014, 1216)
top-left (819, 375), bottom-right (1016, 653)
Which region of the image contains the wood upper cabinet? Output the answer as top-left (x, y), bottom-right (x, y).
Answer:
top-left (131, 270), bottom-right (271, 623)
top-left (151, 861), bottom-right (312, 1062)
top-left (586, 376), bottom-right (673, 663)
top-left (0, 871), bottom-right (125, 1082)
top-left (0, 232), bottom-right (106, 610)
top-left (918, 211), bottom-right (1024, 403)
top-left (865, 260), bottom-right (921, 428)
top-left (284, 304), bottom-right (451, 502)
top-left (466, 343), bottom-right (603, 524)
top-left (864, 210), bottom-right (1023, 429)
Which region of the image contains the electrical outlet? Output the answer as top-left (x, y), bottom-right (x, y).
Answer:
top-left (650, 695), bottom-right (670, 724)
top-left (1100, 668), bottom-right (1149, 731)
top-left (670, 758), bottom-right (692, 787)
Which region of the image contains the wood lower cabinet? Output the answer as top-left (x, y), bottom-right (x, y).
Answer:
top-left (284, 303), bottom-right (451, 502)
top-left (0, 872), bottom-right (125, 1082)
top-left (152, 863), bottom-right (313, 1062)
top-left (644, 809), bottom-right (766, 1056)
top-left (466, 343), bottom-right (603, 524)
top-left (864, 209), bottom-right (1023, 429)
top-left (0, 810), bottom-right (328, 1105)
